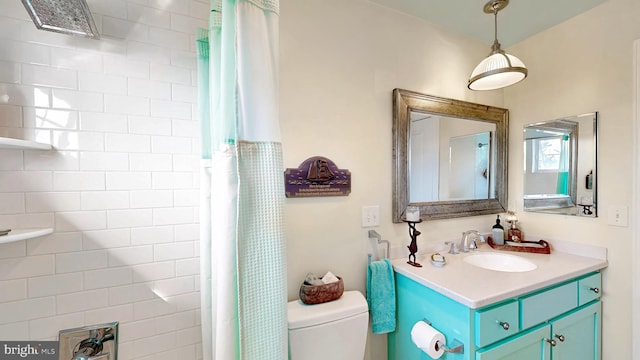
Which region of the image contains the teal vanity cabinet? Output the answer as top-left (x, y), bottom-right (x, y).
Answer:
top-left (389, 271), bottom-right (602, 360)
top-left (477, 301), bottom-right (601, 359)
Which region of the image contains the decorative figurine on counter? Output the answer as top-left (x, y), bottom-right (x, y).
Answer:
top-left (404, 206), bottom-right (422, 267)
top-left (405, 221), bottom-right (422, 267)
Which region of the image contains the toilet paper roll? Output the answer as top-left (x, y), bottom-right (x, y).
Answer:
top-left (410, 321), bottom-right (445, 359)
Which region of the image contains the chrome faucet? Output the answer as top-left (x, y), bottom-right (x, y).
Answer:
top-left (445, 241), bottom-right (460, 254)
top-left (461, 230), bottom-right (484, 252)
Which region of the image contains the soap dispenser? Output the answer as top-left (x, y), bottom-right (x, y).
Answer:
top-left (491, 215), bottom-right (504, 245)
top-left (506, 211), bottom-right (523, 242)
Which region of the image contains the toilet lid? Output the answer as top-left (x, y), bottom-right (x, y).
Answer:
top-left (287, 291), bottom-right (368, 329)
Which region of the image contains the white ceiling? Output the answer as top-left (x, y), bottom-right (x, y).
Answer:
top-left (367, 0), bottom-right (607, 47)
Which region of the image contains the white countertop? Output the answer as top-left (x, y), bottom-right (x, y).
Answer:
top-left (392, 239), bottom-right (608, 309)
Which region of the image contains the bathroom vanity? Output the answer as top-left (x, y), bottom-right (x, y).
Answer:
top-left (388, 242), bottom-right (607, 360)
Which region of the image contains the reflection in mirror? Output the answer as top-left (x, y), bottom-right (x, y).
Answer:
top-left (523, 112), bottom-right (598, 217)
top-left (393, 89), bottom-right (509, 222)
top-left (450, 131), bottom-right (493, 200)
top-left (410, 115), bottom-right (496, 202)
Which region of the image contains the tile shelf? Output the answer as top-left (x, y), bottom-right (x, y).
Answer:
top-left (0, 137), bottom-right (52, 150)
top-left (0, 228), bottom-right (54, 244)
top-left (0, 137), bottom-right (53, 244)
top-left (0, 138), bottom-right (53, 244)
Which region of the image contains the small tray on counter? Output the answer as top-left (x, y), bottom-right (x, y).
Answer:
top-left (487, 236), bottom-right (551, 254)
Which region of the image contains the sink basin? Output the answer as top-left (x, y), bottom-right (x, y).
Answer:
top-left (463, 252), bottom-right (537, 272)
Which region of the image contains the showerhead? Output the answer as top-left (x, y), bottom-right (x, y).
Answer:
top-left (21, 0), bottom-right (100, 39)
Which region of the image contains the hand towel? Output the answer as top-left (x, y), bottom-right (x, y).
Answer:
top-left (367, 258), bottom-right (396, 334)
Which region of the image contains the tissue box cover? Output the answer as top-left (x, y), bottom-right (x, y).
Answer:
top-left (299, 277), bottom-right (344, 305)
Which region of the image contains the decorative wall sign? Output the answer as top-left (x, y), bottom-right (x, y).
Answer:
top-left (284, 156), bottom-right (351, 198)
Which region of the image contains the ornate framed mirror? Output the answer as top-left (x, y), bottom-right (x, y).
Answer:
top-left (392, 89), bottom-right (509, 222)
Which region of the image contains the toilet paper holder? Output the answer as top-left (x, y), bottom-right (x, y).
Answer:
top-left (423, 319), bottom-right (464, 354)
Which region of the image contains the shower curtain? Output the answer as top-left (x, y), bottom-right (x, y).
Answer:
top-left (197, 1), bottom-right (287, 359)
top-left (556, 135), bottom-right (569, 195)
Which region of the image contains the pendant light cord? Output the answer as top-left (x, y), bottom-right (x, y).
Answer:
top-left (493, 5), bottom-right (498, 45)
top-left (490, 2), bottom-right (503, 53)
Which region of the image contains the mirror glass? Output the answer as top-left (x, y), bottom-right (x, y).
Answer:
top-left (523, 112), bottom-right (598, 217)
top-left (393, 89), bottom-right (509, 222)
top-left (410, 115), bottom-right (496, 202)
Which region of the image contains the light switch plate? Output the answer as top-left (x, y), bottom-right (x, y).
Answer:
top-left (362, 205), bottom-right (380, 227)
top-left (607, 205), bottom-right (628, 227)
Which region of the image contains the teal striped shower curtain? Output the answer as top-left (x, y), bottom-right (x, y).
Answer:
top-left (197, 1), bottom-right (287, 359)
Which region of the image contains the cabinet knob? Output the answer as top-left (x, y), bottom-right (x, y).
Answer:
top-left (589, 287), bottom-right (600, 294)
top-left (545, 338), bottom-right (557, 347)
top-left (497, 321), bottom-right (509, 331)
top-left (554, 334), bottom-right (565, 342)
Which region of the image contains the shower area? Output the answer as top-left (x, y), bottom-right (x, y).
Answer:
top-left (0, 1), bottom-right (206, 359)
top-left (448, 131), bottom-right (492, 200)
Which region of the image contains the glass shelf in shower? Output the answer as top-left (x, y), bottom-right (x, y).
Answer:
top-left (0, 228), bottom-right (54, 244)
top-left (0, 137), bottom-right (52, 150)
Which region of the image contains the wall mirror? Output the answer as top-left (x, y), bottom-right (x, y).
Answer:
top-left (392, 89), bottom-right (509, 222)
top-left (523, 112), bottom-right (598, 217)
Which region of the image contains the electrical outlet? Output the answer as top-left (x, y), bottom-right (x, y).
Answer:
top-left (362, 205), bottom-right (380, 227)
top-left (608, 205), bottom-right (628, 227)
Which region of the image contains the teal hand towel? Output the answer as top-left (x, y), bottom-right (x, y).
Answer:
top-left (367, 258), bottom-right (396, 334)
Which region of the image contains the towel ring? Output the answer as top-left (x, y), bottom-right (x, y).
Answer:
top-left (368, 230), bottom-right (390, 263)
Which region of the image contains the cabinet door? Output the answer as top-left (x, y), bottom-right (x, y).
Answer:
top-left (550, 301), bottom-right (601, 360)
top-left (476, 325), bottom-right (551, 360)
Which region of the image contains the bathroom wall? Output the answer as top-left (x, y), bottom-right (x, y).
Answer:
top-left (2, 0), bottom-right (634, 359)
top-left (281, 0), bottom-right (638, 359)
top-left (506, 0), bottom-right (636, 358)
top-left (280, 0), bottom-right (503, 358)
top-left (0, 1), bottom-right (205, 359)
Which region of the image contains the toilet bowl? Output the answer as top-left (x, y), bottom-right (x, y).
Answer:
top-left (287, 290), bottom-right (369, 360)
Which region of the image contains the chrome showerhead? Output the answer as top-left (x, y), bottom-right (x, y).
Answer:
top-left (21, 0), bottom-right (100, 39)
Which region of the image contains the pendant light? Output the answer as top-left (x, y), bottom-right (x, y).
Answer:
top-left (468, 0), bottom-right (527, 91)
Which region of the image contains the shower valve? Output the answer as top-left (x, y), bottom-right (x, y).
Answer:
top-left (59, 322), bottom-right (118, 360)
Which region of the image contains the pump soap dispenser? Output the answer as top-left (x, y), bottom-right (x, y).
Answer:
top-left (506, 211), bottom-right (523, 242)
top-left (492, 215), bottom-right (504, 245)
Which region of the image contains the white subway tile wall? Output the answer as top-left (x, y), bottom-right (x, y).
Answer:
top-left (0, 0), bottom-right (204, 358)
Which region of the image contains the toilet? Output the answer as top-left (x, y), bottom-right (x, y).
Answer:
top-left (287, 290), bottom-right (369, 360)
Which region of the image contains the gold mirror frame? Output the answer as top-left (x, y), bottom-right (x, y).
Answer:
top-left (392, 89), bottom-right (509, 222)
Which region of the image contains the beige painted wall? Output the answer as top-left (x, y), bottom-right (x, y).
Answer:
top-left (508, 0), bottom-right (635, 358)
top-left (281, 0), bottom-right (638, 359)
top-left (281, 0), bottom-right (501, 358)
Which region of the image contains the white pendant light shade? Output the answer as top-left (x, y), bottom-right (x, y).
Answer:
top-left (468, 52), bottom-right (527, 91)
top-left (467, 0), bottom-right (528, 91)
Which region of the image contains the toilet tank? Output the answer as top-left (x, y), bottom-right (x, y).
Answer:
top-left (287, 291), bottom-right (369, 360)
